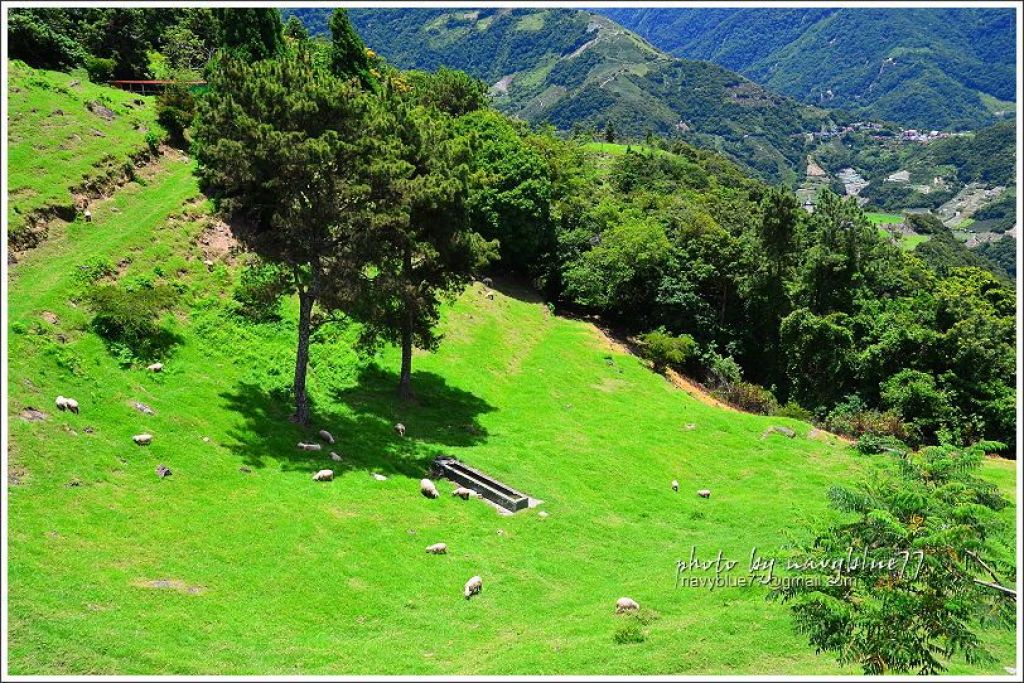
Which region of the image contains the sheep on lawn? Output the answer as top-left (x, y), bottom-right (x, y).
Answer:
top-left (464, 575), bottom-right (483, 599)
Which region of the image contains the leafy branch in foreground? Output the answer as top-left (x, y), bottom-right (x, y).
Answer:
top-left (772, 442), bottom-right (1015, 674)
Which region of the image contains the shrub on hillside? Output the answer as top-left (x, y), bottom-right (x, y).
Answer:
top-left (84, 55), bottom-right (115, 83)
top-left (157, 83), bottom-right (197, 147)
top-left (86, 282), bottom-right (178, 361)
top-left (773, 401), bottom-right (814, 421)
top-left (713, 381), bottom-right (779, 415)
top-left (636, 327), bottom-right (696, 371)
top-left (855, 433), bottom-right (908, 456)
top-left (233, 260), bottom-right (291, 322)
top-left (824, 395), bottom-right (907, 441)
top-left (699, 348), bottom-right (742, 388)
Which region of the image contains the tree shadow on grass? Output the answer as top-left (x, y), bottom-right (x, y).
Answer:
top-left (219, 364), bottom-right (495, 478)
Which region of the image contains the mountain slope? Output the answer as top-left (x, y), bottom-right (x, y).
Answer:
top-left (286, 7), bottom-right (833, 184)
top-left (598, 7), bottom-right (1016, 130)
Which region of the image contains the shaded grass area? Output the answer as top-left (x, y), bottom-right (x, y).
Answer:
top-left (7, 132), bottom-right (1017, 678)
top-left (7, 60), bottom-right (160, 239)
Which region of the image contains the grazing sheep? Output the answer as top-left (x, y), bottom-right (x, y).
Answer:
top-left (425, 543), bottom-right (448, 555)
top-left (464, 575), bottom-right (483, 599)
top-left (133, 433), bottom-right (153, 446)
top-left (394, 423), bottom-right (406, 437)
top-left (132, 401), bottom-right (154, 415)
top-left (83, 209), bottom-right (92, 222)
top-left (420, 478), bottom-right (439, 499)
top-left (482, 277), bottom-right (493, 287)
top-left (318, 429), bottom-right (335, 444)
top-left (671, 480), bottom-right (679, 492)
top-left (55, 396), bottom-right (79, 414)
top-left (147, 362), bottom-right (163, 372)
top-left (372, 473), bottom-right (388, 481)
top-left (312, 469), bottom-right (334, 482)
top-left (616, 597), bottom-right (640, 614)
top-left (297, 442), bottom-right (322, 452)
top-left (330, 451), bottom-right (342, 462)
top-left (155, 464), bottom-right (171, 478)
top-left (452, 486), bottom-right (473, 500)
top-left (697, 489), bottom-right (711, 499)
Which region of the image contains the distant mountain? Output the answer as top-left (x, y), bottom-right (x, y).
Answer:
top-left (597, 7), bottom-right (1016, 131)
top-left (284, 7), bottom-right (833, 184)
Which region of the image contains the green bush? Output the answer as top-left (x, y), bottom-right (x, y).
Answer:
top-left (85, 283), bottom-right (178, 361)
top-left (773, 401), bottom-right (814, 421)
top-left (880, 369), bottom-right (954, 446)
top-left (84, 55), bottom-right (115, 83)
top-left (73, 256), bottom-right (115, 285)
top-left (700, 348), bottom-right (742, 387)
top-left (156, 83), bottom-right (197, 147)
top-left (824, 395), bottom-right (907, 441)
top-left (613, 619), bottom-right (646, 645)
top-left (637, 327), bottom-right (696, 371)
top-left (145, 131), bottom-right (162, 153)
top-left (233, 261), bottom-right (291, 322)
top-left (713, 381), bottom-right (779, 414)
top-left (855, 433), bottom-right (908, 456)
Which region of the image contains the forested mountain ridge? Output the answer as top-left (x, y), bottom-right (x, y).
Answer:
top-left (284, 7), bottom-right (834, 185)
top-left (597, 6), bottom-right (1016, 131)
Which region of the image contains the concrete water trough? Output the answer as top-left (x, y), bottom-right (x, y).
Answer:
top-left (432, 456), bottom-right (531, 512)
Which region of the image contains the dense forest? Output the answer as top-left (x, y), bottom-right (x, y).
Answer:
top-left (599, 6), bottom-right (1016, 130)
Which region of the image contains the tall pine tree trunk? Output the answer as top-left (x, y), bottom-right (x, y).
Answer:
top-left (292, 286), bottom-right (315, 425)
top-left (398, 245), bottom-right (414, 400)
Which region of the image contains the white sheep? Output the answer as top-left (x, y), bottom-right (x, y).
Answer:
top-left (55, 396), bottom-right (79, 414)
top-left (313, 469), bottom-right (334, 482)
top-left (616, 597), bottom-right (640, 614)
top-left (425, 542), bottom-right (448, 555)
top-left (318, 429), bottom-right (335, 444)
top-left (394, 423), bottom-right (406, 437)
top-left (452, 486), bottom-right (473, 500)
top-left (420, 478), bottom-right (439, 499)
top-left (697, 489), bottom-right (711, 499)
top-left (297, 442), bottom-right (321, 452)
top-left (330, 451), bottom-right (342, 462)
top-left (147, 362), bottom-right (163, 372)
top-left (132, 433), bottom-right (153, 446)
top-left (671, 480), bottom-right (679, 492)
top-left (464, 575), bottom-right (483, 599)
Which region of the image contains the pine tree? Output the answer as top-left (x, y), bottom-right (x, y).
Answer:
top-left (327, 79), bottom-right (496, 399)
top-left (328, 8), bottom-right (372, 87)
top-left (213, 8), bottom-right (283, 62)
top-left (194, 49), bottom-right (372, 424)
top-left (283, 15), bottom-right (309, 42)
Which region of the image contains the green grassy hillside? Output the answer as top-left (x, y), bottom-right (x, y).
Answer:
top-left (7, 60), bottom-right (161, 248)
top-left (6, 67), bottom-right (1016, 675)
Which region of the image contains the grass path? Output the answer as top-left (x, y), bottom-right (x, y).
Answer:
top-left (6, 157), bottom-right (1016, 675)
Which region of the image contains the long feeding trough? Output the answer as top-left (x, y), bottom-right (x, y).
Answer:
top-left (432, 456), bottom-right (531, 512)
